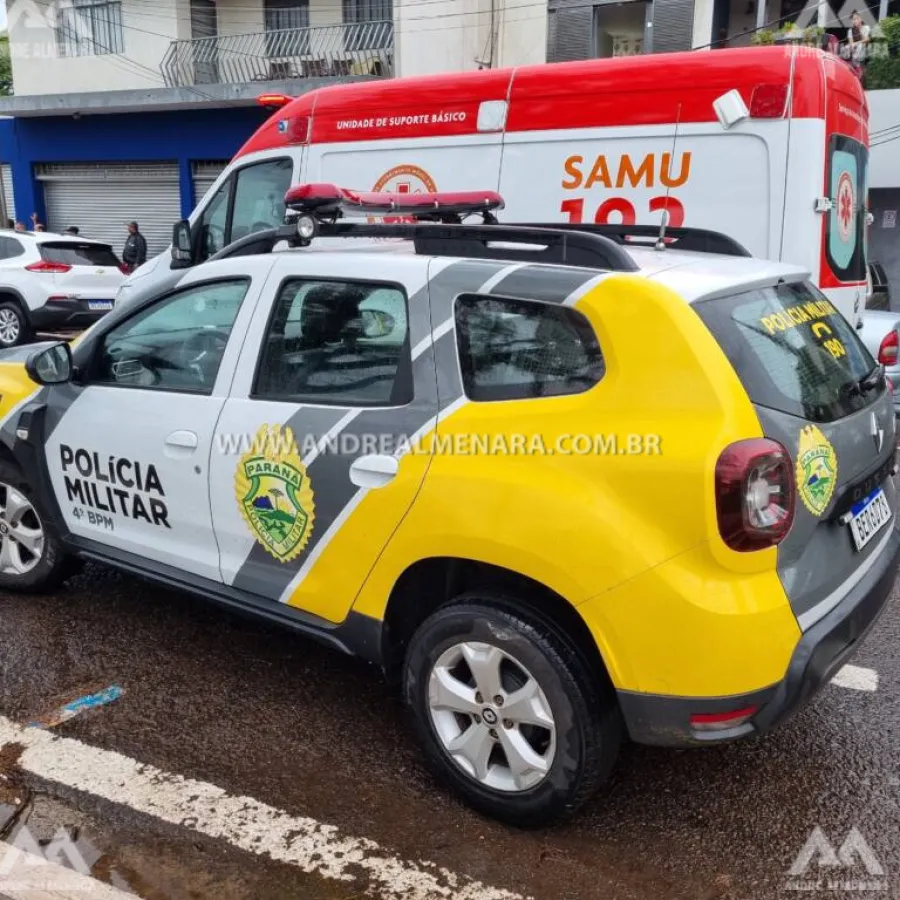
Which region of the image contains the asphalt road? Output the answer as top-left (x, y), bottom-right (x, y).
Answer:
top-left (0, 563), bottom-right (899, 900)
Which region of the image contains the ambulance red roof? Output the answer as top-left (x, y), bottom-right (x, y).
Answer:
top-left (235, 46), bottom-right (867, 159)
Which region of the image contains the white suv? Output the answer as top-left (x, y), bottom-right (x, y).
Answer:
top-left (0, 230), bottom-right (126, 348)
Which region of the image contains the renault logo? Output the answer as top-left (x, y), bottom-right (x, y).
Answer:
top-left (871, 412), bottom-right (884, 453)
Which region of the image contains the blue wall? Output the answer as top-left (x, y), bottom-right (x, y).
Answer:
top-left (0, 105), bottom-right (270, 225)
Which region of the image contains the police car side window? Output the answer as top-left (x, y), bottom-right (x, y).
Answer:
top-left (88, 279), bottom-right (249, 395)
top-left (454, 294), bottom-right (605, 402)
top-left (253, 278), bottom-right (413, 407)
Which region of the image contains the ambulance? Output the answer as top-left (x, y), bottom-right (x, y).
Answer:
top-left (118, 44), bottom-right (871, 328)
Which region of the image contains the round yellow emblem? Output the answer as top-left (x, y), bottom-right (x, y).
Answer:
top-left (796, 424), bottom-right (838, 517)
top-left (234, 424), bottom-right (315, 563)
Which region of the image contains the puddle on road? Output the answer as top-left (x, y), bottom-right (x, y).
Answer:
top-left (1, 792), bottom-right (377, 900)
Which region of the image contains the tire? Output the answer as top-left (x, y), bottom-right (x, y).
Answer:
top-left (0, 460), bottom-right (73, 593)
top-left (0, 300), bottom-right (31, 349)
top-left (403, 594), bottom-right (621, 827)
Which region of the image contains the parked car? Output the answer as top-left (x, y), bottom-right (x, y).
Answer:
top-left (1, 187), bottom-right (897, 827)
top-left (867, 261), bottom-right (892, 311)
top-left (0, 229), bottom-right (126, 348)
top-left (858, 307), bottom-right (900, 419)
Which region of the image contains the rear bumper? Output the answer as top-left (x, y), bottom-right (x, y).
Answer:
top-left (618, 523), bottom-right (900, 748)
top-left (30, 299), bottom-right (114, 331)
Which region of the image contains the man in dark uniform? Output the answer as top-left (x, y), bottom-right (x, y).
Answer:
top-left (123, 221), bottom-right (148, 273)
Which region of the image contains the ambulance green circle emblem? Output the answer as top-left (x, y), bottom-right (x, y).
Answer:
top-left (796, 424), bottom-right (838, 517)
top-left (235, 424), bottom-right (315, 563)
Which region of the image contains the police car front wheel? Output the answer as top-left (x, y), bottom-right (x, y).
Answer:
top-left (403, 595), bottom-right (622, 827)
top-left (0, 464), bottom-right (72, 593)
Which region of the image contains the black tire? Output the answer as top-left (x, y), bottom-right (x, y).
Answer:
top-left (0, 460), bottom-right (74, 593)
top-left (403, 594), bottom-right (621, 827)
top-left (0, 300), bottom-right (31, 349)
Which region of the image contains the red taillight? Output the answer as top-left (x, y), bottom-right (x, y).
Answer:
top-left (750, 83), bottom-right (789, 118)
top-left (119, 264), bottom-right (129, 274)
top-left (715, 438), bottom-right (794, 552)
top-left (25, 261), bottom-right (72, 274)
top-left (690, 705), bottom-right (759, 732)
top-left (878, 330), bottom-right (899, 366)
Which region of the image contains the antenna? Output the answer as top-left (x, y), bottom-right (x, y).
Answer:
top-left (656, 102), bottom-right (683, 251)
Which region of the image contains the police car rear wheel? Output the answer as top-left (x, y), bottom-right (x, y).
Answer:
top-left (0, 464), bottom-right (71, 592)
top-left (404, 595), bottom-right (621, 827)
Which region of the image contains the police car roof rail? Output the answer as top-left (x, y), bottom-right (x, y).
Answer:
top-left (516, 222), bottom-right (752, 257)
top-left (210, 220), bottom-right (640, 272)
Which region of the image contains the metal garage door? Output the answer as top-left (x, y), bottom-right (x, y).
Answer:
top-left (193, 160), bottom-right (229, 207)
top-left (1, 165), bottom-right (16, 224)
top-left (36, 162), bottom-right (180, 258)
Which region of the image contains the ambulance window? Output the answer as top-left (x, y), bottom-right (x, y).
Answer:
top-left (824, 135), bottom-right (868, 284)
top-left (253, 278), bottom-right (412, 407)
top-left (89, 279), bottom-right (249, 395)
top-left (455, 294), bottom-right (605, 402)
top-left (198, 179), bottom-right (232, 261)
top-left (229, 157), bottom-right (293, 244)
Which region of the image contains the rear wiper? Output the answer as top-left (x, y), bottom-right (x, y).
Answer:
top-left (842, 364), bottom-right (885, 398)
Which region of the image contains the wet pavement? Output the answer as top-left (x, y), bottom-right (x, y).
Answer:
top-left (0, 563), bottom-right (899, 899)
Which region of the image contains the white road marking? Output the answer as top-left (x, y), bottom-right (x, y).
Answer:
top-left (0, 717), bottom-right (526, 900)
top-left (830, 664), bottom-right (879, 692)
top-left (0, 844), bottom-right (135, 899)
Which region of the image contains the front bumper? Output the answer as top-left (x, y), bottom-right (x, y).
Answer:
top-left (30, 299), bottom-right (115, 331)
top-left (617, 523), bottom-right (900, 747)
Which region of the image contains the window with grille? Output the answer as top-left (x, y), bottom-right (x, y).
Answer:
top-left (343, 0), bottom-right (393, 51)
top-left (265, 0), bottom-right (311, 56)
top-left (57, 0), bottom-right (124, 58)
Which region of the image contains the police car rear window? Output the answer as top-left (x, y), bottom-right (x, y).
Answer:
top-left (694, 281), bottom-right (878, 423)
top-left (41, 242), bottom-right (121, 267)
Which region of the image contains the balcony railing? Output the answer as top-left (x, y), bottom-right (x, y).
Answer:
top-left (161, 21), bottom-right (394, 88)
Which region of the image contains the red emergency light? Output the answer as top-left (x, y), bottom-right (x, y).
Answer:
top-left (284, 183), bottom-right (505, 218)
top-left (257, 93), bottom-right (292, 108)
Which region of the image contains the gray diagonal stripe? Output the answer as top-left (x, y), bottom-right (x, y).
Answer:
top-left (487, 264), bottom-right (603, 304)
top-left (231, 259), bottom-right (511, 600)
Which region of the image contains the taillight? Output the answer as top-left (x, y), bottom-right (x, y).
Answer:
top-left (878, 330), bottom-right (899, 366)
top-left (25, 261), bottom-right (72, 274)
top-left (749, 83), bottom-right (789, 118)
top-left (715, 438), bottom-right (794, 552)
top-left (118, 264), bottom-right (129, 274)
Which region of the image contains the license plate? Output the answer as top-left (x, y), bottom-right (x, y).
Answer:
top-left (87, 301), bottom-right (113, 311)
top-left (849, 488), bottom-right (892, 552)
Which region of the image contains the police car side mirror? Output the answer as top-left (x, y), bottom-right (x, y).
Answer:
top-left (25, 342), bottom-right (72, 386)
top-left (171, 219), bottom-right (194, 269)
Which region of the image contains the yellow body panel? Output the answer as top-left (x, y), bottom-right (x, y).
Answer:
top-left (0, 363), bottom-right (39, 422)
top-left (351, 275), bottom-right (799, 697)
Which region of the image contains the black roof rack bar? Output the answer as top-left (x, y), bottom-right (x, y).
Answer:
top-left (318, 222), bottom-right (640, 271)
top-left (515, 223), bottom-right (752, 258)
top-left (208, 220), bottom-right (642, 272)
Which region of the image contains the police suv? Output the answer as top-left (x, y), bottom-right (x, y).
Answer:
top-left (0, 186), bottom-right (897, 827)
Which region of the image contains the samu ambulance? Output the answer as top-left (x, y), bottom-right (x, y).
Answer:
top-left (118, 44), bottom-right (871, 328)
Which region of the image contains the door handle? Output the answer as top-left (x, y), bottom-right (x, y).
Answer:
top-left (349, 454), bottom-right (399, 489)
top-left (165, 430), bottom-right (198, 450)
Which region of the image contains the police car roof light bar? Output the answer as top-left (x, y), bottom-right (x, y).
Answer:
top-left (284, 183), bottom-right (505, 223)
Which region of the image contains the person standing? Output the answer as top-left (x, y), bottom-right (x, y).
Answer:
top-left (847, 10), bottom-right (871, 81)
top-left (122, 221), bottom-right (148, 273)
